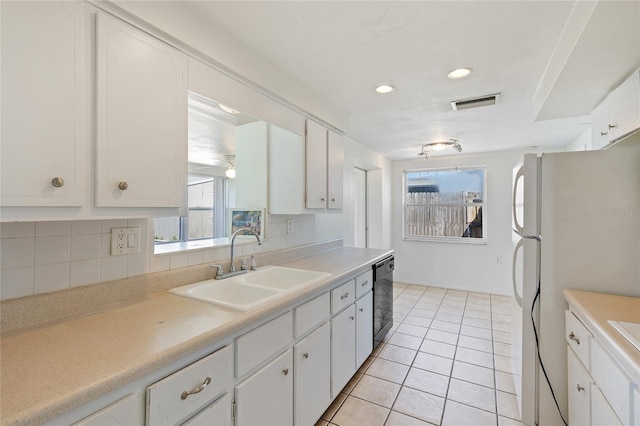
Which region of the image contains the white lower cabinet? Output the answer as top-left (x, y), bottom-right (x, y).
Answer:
top-left (182, 394), bottom-right (231, 426)
top-left (235, 349), bottom-right (294, 426)
top-left (73, 394), bottom-right (140, 426)
top-left (565, 309), bottom-right (637, 426)
top-left (146, 345), bottom-right (233, 426)
top-left (356, 291), bottom-right (373, 369)
top-left (331, 304), bottom-right (357, 398)
top-left (294, 322), bottom-right (331, 426)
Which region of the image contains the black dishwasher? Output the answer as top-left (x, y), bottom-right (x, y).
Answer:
top-left (373, 256), bottom-right (394, 348)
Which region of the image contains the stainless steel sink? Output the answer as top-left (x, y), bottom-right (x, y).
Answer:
top-left (169, 266), bottom-right (331, 311)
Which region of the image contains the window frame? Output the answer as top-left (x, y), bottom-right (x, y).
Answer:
top-left (402, 165), bottom-right (487, 244)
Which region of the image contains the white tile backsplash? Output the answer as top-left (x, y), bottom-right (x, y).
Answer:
top-left (1, 267), bottom-right (34, 299)
top-left (1, 237), bottom-right (35, 269)
top-left (0, 214), bottom-right (320, 301)
top-left (35, 236), bottom-right (70, 265)
top-left (1, 222), bottom-right (35, 238)
top-left (35, 221), bottom-right (70, 237)
top-left (35, 263), bottom-right (70, 294)
top-left (70, 234), bottom-right (101, 261)
top-left (70, 259), bottom-right (101, 288)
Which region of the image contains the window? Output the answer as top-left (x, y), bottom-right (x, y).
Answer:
top-left (154, 174), bottom-right (227, 244)
top-left (403, 166), bottom-right (486, 242)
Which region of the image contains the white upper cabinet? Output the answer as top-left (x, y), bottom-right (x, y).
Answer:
top-left (591, 70), bottom-right (640, 149)
top-left (305, 120), bottom-right (344, 210)
top-left (305, 120), bottom-right (328, 209)
top-left (327, 130), bottom-right (344, 210)
top-left (1, 1), bottom-right (86, 207)
top-left (95, 12), bottom-right (187, 208)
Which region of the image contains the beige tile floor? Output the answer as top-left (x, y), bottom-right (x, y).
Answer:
top-left (317, 283), bottom-right (524, 426)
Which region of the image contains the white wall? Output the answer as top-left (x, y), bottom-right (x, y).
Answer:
top-left (315, 137), bottom-right (392, 249)
top-left (391, 150), bottom-right (523, 295)
top-left (565, 128), bottom-right (592, 151)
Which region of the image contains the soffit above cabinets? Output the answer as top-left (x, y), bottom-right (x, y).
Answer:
top-left (533, 0), bottom-right (640, 121)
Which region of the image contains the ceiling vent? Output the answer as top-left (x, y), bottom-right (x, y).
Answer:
top-left (451, 93), bottom-right (500, 111)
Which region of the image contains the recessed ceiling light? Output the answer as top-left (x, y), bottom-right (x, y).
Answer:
top-left (447, 68), bottom-right (472, 79)
top-left (375, 84), bottom-right (395, 94)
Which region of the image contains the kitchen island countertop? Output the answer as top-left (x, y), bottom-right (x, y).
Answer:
top-left (1, 246), bottom-right (393, 426)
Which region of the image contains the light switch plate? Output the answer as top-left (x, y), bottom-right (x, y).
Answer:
top-left (111, 227), bottom-right (140, 255)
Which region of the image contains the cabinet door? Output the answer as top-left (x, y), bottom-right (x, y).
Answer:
top-left (356, 292), bottom-right (373, 368)
top-left (73, 394), bottom-right (140, 426)
top-left (327, 130), bottom-right (344, 210)
top-left (182, 394), bottom-right (231, 426)
top-left (608, 70), bottom-right (640, 141)
top-left (1, 1), bottom-right (86, 207)
top-left (305, 120), bottom-right (327, 209)
top-left (331, 304), bottom-right (356, 398)
top-left (567, 349), bottom-right (591, 426)
top-left (591, 99), bottom-right (610, 150)
top-left (235, 349), bottom-right (293, 426)
top-left (591, 384), bottom-right (622, 426)
top-left (96, 12), bottom-right (187, 208)
top-left (268, 125), bottom-right (305, 214)
top-left (294, 322), bottom-right (331, 426)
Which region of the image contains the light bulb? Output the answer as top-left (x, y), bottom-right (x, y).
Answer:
top-left (225, 167), bottom-right (236, 179)
top-left (432, 143), bottom-right (448, 151)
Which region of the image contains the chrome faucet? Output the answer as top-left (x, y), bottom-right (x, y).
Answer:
top-left (210, 227), bottom-right (262, 280)
top-left (230, 227), bottom-right (262, 272)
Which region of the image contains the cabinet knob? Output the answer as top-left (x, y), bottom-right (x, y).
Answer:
top-left (51, 177), bottom-right (65, 188)
top-left (608, 124), bottom-right (616, 129)
top-left (600, 131), bottom-right (608, 137)
top-left (180, 377), bottom-right (211, 400)
top-left (340, 292), bottom-right (350, 300)
top-left (321, 197), bottom-right (326, 202)
top-left (331, 198), bottom-right (336, 202)
top-left (282, 368), bottom-right (289, 376)
top-left (118, 181), bottom-right (128, 190)
top-left (303, 353), bottom-right (309, 359)
top-left (569, 331), bottom-right (581, 345)
top-left (577, 384), bottom-right (585, 392)
top-left (350, 316), bottom-right (354, 321)
top-left (359, 308), bottom-right (364, 312)
top-left (362, 281), bottom-right (368, 287)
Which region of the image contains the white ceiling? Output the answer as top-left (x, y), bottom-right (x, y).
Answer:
top-left (185, 1), bottom-right (622, 160)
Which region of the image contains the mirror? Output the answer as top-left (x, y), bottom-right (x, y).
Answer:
top-left (154, 91), bottom-right (268, 251)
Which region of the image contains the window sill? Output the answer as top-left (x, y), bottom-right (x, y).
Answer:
top-left (153, 237), bottom-right (258, 255)
top-left (402, 236), bottom-right (487, 245)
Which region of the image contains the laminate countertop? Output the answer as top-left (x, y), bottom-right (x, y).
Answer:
top-left (1, 247), bottom-right (393, 426)
top-left (563, 289), bottom-right (640, 383)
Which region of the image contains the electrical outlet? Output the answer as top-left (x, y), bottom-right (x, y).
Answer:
top-left (111, 227), bottom-right (140, 255)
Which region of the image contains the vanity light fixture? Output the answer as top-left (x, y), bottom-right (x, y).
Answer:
top-left (447, 68), bottom-right (472, 79)
top-left (418, 138), bottom-right (462, 159)
top-left (375, 84), bottom-right (396, 94)
top-left (224, 154), bottom-right (236, 179)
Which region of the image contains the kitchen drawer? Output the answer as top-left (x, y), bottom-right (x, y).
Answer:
top-left (146, 345), bottom-right (233, 426)
top-left (591, 338), bottom-right (631, 424)
top-left (355, 270), bottom-right (373, 299)
top-left (74, 394), bottom-right (139, 426)
top-left (567, 349), bottom-right (592, 426)
top-left (182, 393), bottom-right (231, 426)
top-left (294, 292), bottom-right (330, 338)
top-left (565, 310), bottom-right (591, 368)
top-left (331, 279), bottom-right (355, 314)
top-left (236, 311), bottom-right (293, 378)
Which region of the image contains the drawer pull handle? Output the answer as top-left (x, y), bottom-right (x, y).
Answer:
top-left (340, 292), bottom-right (350, 300)
top-left (359, 308), bottom-right (364, 312)
top-left (569, 332), bottom-right (581, 345)
top-left (350, 316), bottom-right (355, 320)
top-left (181, 377), bottom-right (211, 400)
top-left (303, 353), bottom-right (309, 359)
top-left (577, 384), bottom-right (585, 392)
top-left (283, 368), bottom-right (289, 375)
top-left (361, 281), bottom-right (368, 287)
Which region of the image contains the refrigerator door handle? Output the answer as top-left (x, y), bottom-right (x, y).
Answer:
top-left (512, 238), bottom-right (524, 308)
top-left (512, 166), bottom-right (524, 235)
top-left (513, 228), bottom-right (541, 241)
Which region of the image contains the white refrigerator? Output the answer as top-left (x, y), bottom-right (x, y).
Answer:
top-left (511, 148), bottom-right (640, 426)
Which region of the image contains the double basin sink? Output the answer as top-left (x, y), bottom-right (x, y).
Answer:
top-left (169, 266), bottom-right (331, 311)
